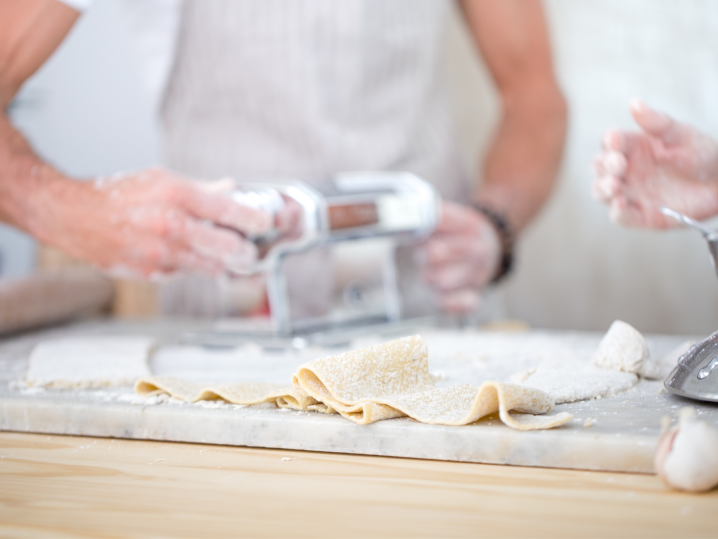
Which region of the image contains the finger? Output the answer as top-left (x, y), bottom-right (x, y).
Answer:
top-left (127, 238), bottom-right (172, 270)
top-left (173, 249), bottom-right (225, 275)
top-left (125, 235), bottom-right (223, 276)
top-left (592, 154), bottom-right (607, 179)
top-left (608, 198), bottom-right (626, 225)
top-left (630, 99), bottom-right (684, 146)
top-left (606, 130), bottom-right (650, 160)
top-left (602, 129), bottom-right (648, 160)
top-left (125, 208), bottom-right (258, 269)
top-left (197, 177), bottom-right (236, 194)
top-left (179, 183), bottom-right (273, 236)
top-left (423, 235), bottom-right (485, 265)
top-left (276, 196), bottom-right (304, 237)
top-left (439, 289), bottom-right (481, 314)
top-left (181, 218), bottom-right (258, 267)
top-left (625, 198), bottom-right (659, 229)
top-left (592, 175), bottom-right (621, 203)
top-left (604, 151), bottom-right (627, 177)
top-left (123, 239), bottom-right (181, 276)
top-left (425, 262), bottom-right (490, 292)
top-left (159, 245), bottom-right (225, 276)
top-left (608, 194), bottom-right (640, 227)
top-left (137, 249), bottom-right (224, 277)
top-left (602, 129), bottom-right (625, 152)
top-left (591, 179), bottom-right (608, 203)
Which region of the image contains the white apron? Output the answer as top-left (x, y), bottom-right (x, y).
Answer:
top-left (158, 0), bottom-right (469, 318)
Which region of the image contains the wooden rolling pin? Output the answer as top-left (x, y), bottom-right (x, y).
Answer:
top-left (0, 269), bottom-right (114, 335)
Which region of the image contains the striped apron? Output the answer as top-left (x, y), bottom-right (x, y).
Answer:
top-left (158, 0), bottom-right (469, 318)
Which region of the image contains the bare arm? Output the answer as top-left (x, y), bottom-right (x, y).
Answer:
top-left (421, 0), bottom-right (566, 313)
top-left (0, 1), bottom-right (273, 277)
top-left (460, 0), bottom-right (567, 231)
top-left (0, 0), bottom-right (79, 233)
top-left (0, 0), bottom-right (79, 104)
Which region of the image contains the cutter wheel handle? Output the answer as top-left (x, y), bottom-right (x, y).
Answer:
top-left (660, 206), bottom-right (718, 277)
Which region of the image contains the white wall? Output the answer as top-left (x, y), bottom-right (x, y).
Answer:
top-left (447, 0), bottom-right (718, 335)
top-left (4, 0), bottom-right (718, 335)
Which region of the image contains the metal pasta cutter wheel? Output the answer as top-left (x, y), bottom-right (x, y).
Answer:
top-left (661, 206), bottom-right (718, 402)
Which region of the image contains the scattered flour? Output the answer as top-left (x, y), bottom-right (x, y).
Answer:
top-left (511, 360), bottom-right (638, 404)
top-left (194, 399), bottom-right (232, 409)
top-left (117, 393), bottom-right (159, 405)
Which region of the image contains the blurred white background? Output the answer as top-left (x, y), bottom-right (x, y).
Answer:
top-left (4, 0), bottom-right (718, 334)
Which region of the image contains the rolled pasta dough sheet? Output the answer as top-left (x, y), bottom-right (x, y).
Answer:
top-left (136, 335), bottom-right (572, 431)
top-left (26, 336), bottom-right (154, 388)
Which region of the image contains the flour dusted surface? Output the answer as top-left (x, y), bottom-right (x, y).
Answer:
top-left (511, 361), bottom-right (638, 403)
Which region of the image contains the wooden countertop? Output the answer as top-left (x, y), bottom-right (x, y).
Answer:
top-left (1, 432), bottom-right (716, 538)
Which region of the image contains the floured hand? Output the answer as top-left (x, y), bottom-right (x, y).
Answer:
top-left (32, 167), bottom-right (275, 278)
top-left (593, 100), bottom-right (718, 228)
top-left (420, 201), bottom-right (501, 314)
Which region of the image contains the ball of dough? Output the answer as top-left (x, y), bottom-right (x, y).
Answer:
top-left (655, 408), bottom-right (718, 492)
top-left (592, 320), bottom-right (648, 373)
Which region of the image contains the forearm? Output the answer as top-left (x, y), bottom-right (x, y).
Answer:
top-left (475, 82), bottom-right (567, 232)
top-left (0, 113), bottom-right (72, 243)
top-left (0, 0), bottom-right (82, 238)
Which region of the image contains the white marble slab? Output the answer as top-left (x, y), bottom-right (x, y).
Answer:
top-left (2, 319), bottom-right (716, 473)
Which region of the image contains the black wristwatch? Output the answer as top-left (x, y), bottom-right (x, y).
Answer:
top-left (472, 204), bottom-right (515, 284)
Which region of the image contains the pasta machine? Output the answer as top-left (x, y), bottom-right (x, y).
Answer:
top-left (184, 171), bottom-right (441, 347)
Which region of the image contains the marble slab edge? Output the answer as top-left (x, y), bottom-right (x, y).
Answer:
top-left (0, 395), bottom-right (656, 474)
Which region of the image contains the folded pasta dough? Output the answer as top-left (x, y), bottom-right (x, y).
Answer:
top-left (135, 335), bottom-right (572, 431)
top-left (134, 377), bottom-right (326, 411)
top-left (292, 335), bottom-right (571, 430)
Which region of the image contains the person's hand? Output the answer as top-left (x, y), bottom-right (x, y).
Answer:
top-left (593, 100), bottom-right (718, 228)
top-left (34, 167), bottom-right (284, 278)
top-left (420, 201), bottom-right (502, 314)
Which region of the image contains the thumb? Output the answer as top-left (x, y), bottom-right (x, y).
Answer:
top-left (630, 99), bottom-right (683, 146)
